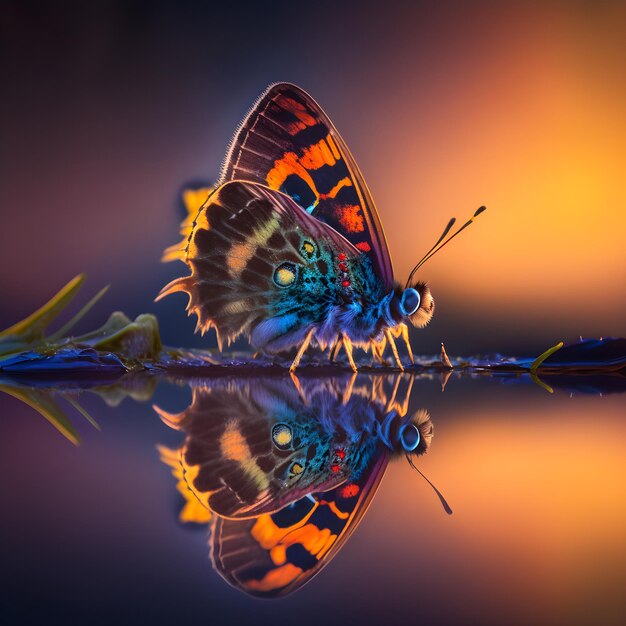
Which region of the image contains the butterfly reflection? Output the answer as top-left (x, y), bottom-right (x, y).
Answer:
top-left (156, 374), bottom-right (444, 598)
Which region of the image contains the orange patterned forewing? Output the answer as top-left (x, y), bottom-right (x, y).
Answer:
top-left (221, 83), bottom-right (394, 289)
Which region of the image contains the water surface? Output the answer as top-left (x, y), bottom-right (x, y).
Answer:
top-left (1, 371), bottom-right (624, 625)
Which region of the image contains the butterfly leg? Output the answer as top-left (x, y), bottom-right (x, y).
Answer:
top-left (395, 373), bottom-right (414, 417)
top-left (399, 323), bottom-right (415, 365)
top-left (289, 327), bottom-right (316, 373)
top-left (290, 371), bottom-right (309, 404)
top-left (385, 373), bottom-right (413, 416)
top-left (384, 328), bottom-right (404, 371)
top-left (370, 339), bottom-right (387, 366)
top-left (386, 373), bottom-right (403, 413)
top-left (329, 337), bottom-right (343, 363)
top-left (341, 333), bottom-right (358, 372)
top-left (341, 372), bottom-right (357, 405)
top-left (371, 375), bottom-right (386, 406)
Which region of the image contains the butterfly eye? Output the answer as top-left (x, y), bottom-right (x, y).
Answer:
top-left (399, 423), bottom-right (421, 452)
top-left (400, 288), bottom-right (420, 316)
top-left (272, 423), bottom-right (292, 450)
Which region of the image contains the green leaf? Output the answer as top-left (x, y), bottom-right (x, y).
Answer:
top-left (87, 313), bottom-right (162, 360)
top-left (0, 274), bottom-right (86, 343)
top-left (530, 341), bottom-right (564, 373)
top-left (48, 284), bottom-right (110, 341)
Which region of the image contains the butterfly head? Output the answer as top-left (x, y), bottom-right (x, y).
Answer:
top-left (402, 205), bottom-right (486, 328)
top-left (405, 281), bottom-right (435, 328)
top-left (381, 408), bottom-right (433, 457)
top-left (383, 283), bottom-right (434, 331)
top-left (397, 409), bottom-right (433, 457)
top-left (398, 410), bottom-right (453, 515)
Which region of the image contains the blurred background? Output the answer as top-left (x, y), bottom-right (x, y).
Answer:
top-left (1, 0), bottom-right (624, 356)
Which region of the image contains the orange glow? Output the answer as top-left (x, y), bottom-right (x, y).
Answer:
top-left (374, 395), bottom-right (626, 621)
top-left (351, 4), bottom-right (626, 337)
top-left (2, 2), bottom-right (623, 353)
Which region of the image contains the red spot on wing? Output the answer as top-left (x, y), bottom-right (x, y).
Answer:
top-left (337, 253), bottom-right (347, 261)
top-left (355, 241), bottom-right (371, 252)
top-left (340, 484), bottom-right (360, 498)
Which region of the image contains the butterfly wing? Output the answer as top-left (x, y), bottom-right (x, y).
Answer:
top-left (156, 382), bottom-right (361, 519)
top-left (210, 452), bottom-right (389, 597)
top-left (221, 83), bottom-right (394, 290)
top-left (157, 180), bottom-right (364, 351)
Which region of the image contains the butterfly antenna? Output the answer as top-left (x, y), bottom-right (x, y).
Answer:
top-left (405, 217), bottom-right (456, 288)
top-left (405, 206), bottom-right (486, 288)
top-left (406, 454), bottom-right (453, 515)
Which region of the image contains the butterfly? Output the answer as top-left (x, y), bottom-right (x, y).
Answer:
top-left (158, 83), bottom-right (485, 371)
top-left (156, 374), bottom-right (447, 597)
